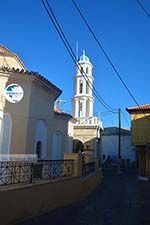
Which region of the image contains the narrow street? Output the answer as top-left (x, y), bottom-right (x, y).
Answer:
top-left (16, 169), bottom-right (150, 225)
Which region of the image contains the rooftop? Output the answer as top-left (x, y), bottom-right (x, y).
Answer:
top-left (126, 104), bottom-right (150, 113)
top-left (0, 44), bottom-right (62, 96)
top-left (0, 44), bottom-right (26, 70)
top-left (0, 66), bottom-right (62, 96)
top-left (102, 127), bottom-right (131, 135)
top-left (78, 50), bottom-right (90, 63)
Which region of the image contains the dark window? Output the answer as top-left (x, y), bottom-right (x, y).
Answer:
top-left (36, 141), bottom-right (42, 160)
top-left (103, 154), bottom-right (106, 160)
top-left (86, 67), bottom-right (89, 74)
top-left (79, 81), bottom-right (83, 94)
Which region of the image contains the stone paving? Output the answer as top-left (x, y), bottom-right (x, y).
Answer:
top-left (16, 169), bottom-right (150, 225)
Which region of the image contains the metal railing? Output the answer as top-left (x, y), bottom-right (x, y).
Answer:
top-left (82, 161), bottom-right (96, 177)
top-left (0, 160), bottom-right (74, 186)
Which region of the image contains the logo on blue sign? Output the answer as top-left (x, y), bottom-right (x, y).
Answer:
top-left (5, 83), bottom-right (24, 103)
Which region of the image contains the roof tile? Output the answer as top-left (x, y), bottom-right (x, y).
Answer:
top-left (0, 66), bottom-right (62, 94)
top-left (126, 104), bottom-right (150, 113)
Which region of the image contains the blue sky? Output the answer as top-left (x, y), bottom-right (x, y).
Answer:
top-left (1, 0), bottom-right (150, 128)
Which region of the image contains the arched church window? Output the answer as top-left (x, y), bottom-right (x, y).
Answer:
top-left (79, 81), bottom-right (83, 94)
top-left (52, 131), bottom-right (61, 160)
top-left (86, 67), bottom-right (89, 74)
top-left (35, 120), bottom-right (47, 160)
top-left (0, 113), bottom-right (12, 155)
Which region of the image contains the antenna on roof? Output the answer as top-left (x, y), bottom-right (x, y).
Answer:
top-left (55, 99), bottom-right (66, 111)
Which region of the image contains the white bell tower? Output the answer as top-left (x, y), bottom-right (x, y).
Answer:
top-left (72, 50), bottom-right (103, 159)
top-left (73, 50), bottom-right (94, 121)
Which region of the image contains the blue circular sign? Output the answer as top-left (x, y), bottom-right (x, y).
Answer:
top-left (5, 83), bottom-right (24, 103)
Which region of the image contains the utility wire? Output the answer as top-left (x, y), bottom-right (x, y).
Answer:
top-left (71, 0), bottom-right (150, 120)
top-left (136, 0), bottom-right (150, 19)
top-left (121, 109), bottom-right (130, 127)
top-left (44, 0), bottom-right (116, 113)
top-left (101, 109), bottom-right (130, 127)
top-left (101, 110), bottom-right (118, 116)
top-left (40, 0), bottom-right (117, 113)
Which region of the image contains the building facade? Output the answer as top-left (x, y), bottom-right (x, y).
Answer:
top-left (0, 44), bottom-right (72, 161)
top-left (127, 104), bottom-right (150, 178)
top-left (101, 127), bottom-right (136, 165)
top-left (72, 51), bottom-right (103, 160)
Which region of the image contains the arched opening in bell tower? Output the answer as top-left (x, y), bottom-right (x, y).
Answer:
top-left (86, 80), bottom-right (89, 94)
top-left (86, 67), bottom-right (89, 74)
top-left (79, 80), bottom-right (83, 94)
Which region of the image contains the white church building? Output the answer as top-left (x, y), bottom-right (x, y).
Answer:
top-left (0, 44), bottom-right (103, 162)
top-left (0, 44), bottom-right (73, 161)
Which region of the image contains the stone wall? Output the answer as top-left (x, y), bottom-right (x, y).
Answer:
top-left (0, 154), bottom-right (102, 225)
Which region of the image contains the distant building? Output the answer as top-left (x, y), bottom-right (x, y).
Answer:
top-left (72, 50), bottom-right (103, 160)
top-left (127, 104), bottom-right (150, 178)
top-left (101, 127), bottom-right (136, 164)
top-left (0, 44), bottom-right (73, 161)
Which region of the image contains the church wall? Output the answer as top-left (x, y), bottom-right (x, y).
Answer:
top-left (52, 114), bottom-right (71, 159)
top-left (25, 79), bottom-right (60, 159)
top-left (0, 72), bottom-right (32, 155)
top-left (67, 120), bottom-right (74, 153)
top-left (73, 126), bottom-right (97, 140)
top-left (0, 70), bottom-right (66, 160)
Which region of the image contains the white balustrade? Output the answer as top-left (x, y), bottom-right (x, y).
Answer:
top-left (75, 117), bottom-right (103, 127)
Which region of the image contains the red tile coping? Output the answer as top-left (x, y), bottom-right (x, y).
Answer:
top-left (126, 104), bottom-right (150, 113)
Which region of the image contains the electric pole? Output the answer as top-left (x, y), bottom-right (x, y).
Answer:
top-left (117, 108), bottom-right (122, 173)
top-left (118, 108), bottom-right (121, 160)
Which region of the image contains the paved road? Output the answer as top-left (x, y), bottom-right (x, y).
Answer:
top-left (16, 169), bottom-right (150, 225)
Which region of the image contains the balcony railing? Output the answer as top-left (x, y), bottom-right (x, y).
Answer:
top-left (82, 161), bottom-right (96, 177)
top-left (75, 117), bottom-right (103, 127)
top-left (0, 160), bottom-right (74, 186)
